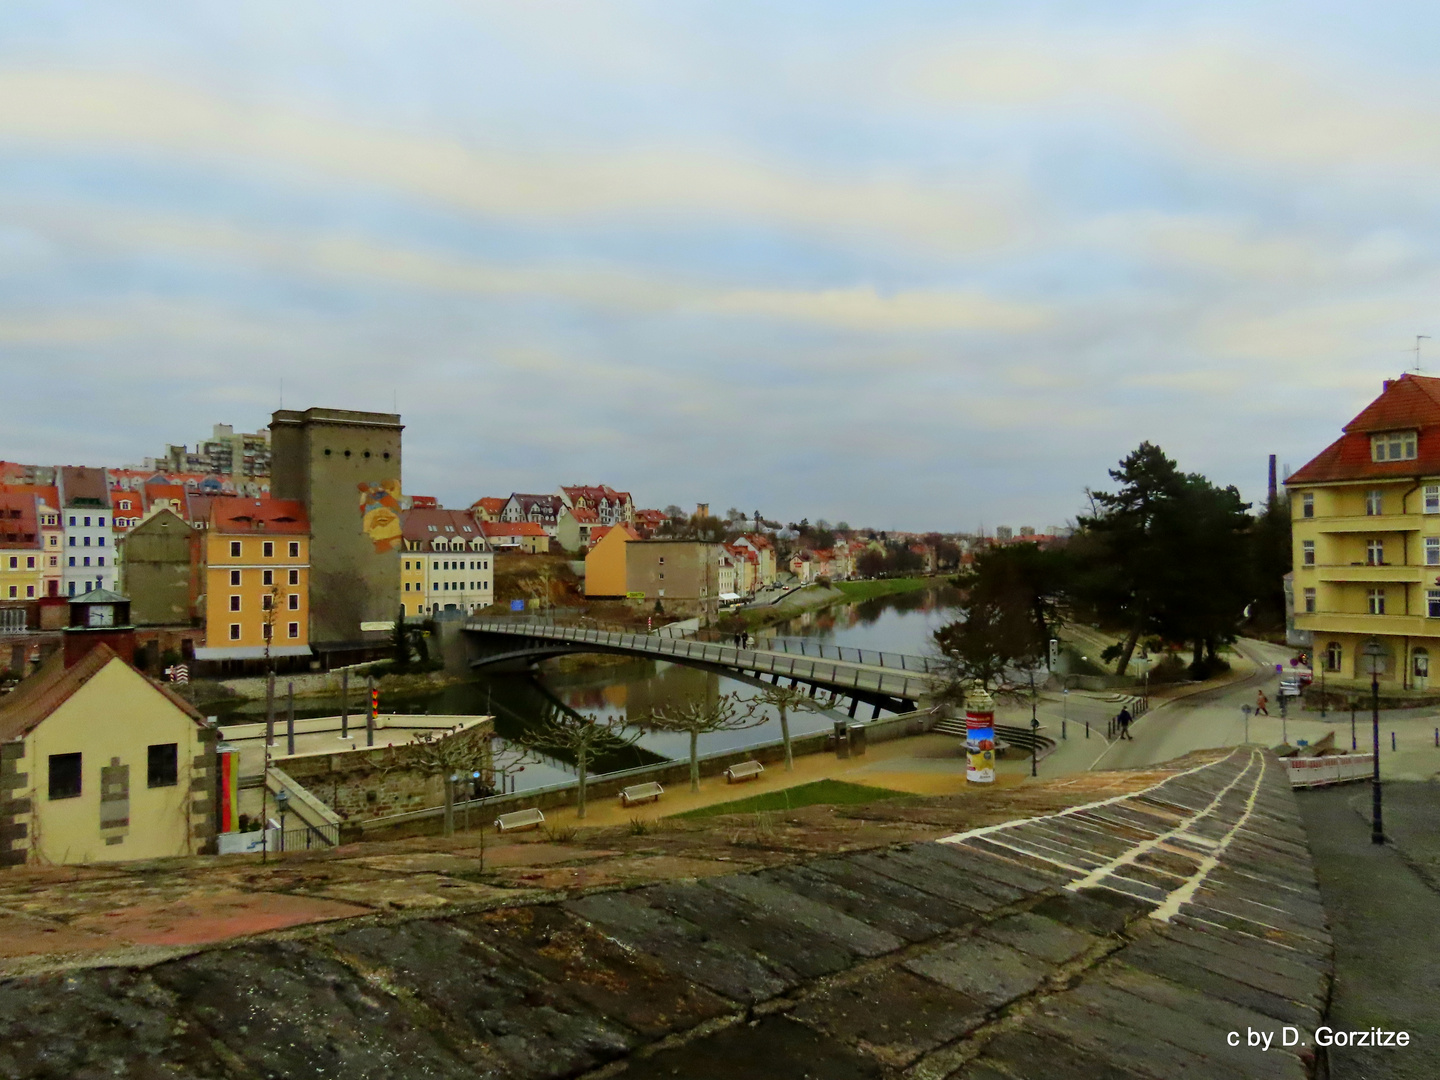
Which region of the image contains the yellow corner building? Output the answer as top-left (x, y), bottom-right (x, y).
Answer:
top-left (195, 498), bottom-right (312, 667)
top-left (1288, 373), bottom-right (1440, 691)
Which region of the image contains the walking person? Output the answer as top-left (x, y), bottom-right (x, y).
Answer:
top-left (1117, 705), bottom-right (1133, 740)
top-left (1256, 689), bottom-right (1269, 716)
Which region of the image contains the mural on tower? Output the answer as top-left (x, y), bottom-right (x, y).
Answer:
top-left (359, 478), bottom-right (403, 553)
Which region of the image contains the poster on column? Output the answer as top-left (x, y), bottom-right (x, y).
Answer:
top-left (966, 709), bottom-right (995, 783)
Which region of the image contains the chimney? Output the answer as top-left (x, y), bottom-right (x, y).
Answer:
top-left (1383, 379), bottom-right (1394, 392)
top-left (1268, 455), bottom-right (1277, 505)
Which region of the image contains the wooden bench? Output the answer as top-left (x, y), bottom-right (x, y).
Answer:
top-left (619, 781), bottom-right (664, 807)
top-left (724, 760), bottom-right (764, 784)
top-left (495, 808), bottom-right (545, 832)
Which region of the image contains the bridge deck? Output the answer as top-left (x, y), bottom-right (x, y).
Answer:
top-left (465, 618), bottom-right (937, 704)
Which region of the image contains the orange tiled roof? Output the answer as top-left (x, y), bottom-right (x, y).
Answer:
top-left (210, 498), bottom-right (309, 535)
top-left (1289, 374), bottom-right (1440, 485)
top-left (482, 521), bottom-right (549, 537)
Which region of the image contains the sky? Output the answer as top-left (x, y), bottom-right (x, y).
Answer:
top-left (3, 1), bottom-right (1439, 531)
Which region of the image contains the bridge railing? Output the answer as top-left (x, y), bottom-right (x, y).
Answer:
top-left (687, 627), bottom-right (941, 673)
top-left (465, 619), bottom-right (934, 702)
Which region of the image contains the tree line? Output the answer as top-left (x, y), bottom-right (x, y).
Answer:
top-left (937, 441), bottom-right (1290, 688)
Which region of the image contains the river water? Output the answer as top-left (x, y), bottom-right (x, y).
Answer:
top-left (225, 584), bottom-right (963, 794)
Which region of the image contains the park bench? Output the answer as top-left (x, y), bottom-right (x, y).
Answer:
top-left (725, 760), bottom-right (764, 784)
top-left (620, 781), bottom-right (665, 807)
top-left (495, 807), bottom-right (545, 832)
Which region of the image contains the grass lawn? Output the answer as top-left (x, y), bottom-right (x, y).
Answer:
top-left (833, 577), bottom-right (934, 602)
top-left (672, 779), bottom-right (908, 820)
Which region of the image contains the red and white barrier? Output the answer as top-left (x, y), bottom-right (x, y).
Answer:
top-left (1285, 754), bottom-right (1374, 788)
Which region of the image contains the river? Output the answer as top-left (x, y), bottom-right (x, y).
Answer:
top-left (225, 584), bottom-right (963, 795)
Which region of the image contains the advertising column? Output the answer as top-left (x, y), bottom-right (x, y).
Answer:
top-left (965, 686), bottom-right (996, 784)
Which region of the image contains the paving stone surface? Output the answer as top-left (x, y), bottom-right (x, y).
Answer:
top-left (0, 747), bottom-right (1335, 1079)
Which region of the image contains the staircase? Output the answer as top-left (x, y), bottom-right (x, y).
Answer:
top-left (931, 715), bottom-right (1058, 761)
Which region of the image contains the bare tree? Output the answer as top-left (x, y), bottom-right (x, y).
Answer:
top-left (748, 682), bottom-right (828, 772)
top-left (514, 712), bottom-right (641, 819)
top-left (391, 726), bottom-right (495, 837)
top-left (641, 691), bottom-right (762, 792)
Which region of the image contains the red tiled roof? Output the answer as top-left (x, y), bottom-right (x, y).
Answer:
top-left (482, 521), bottom-right (549, 537)
top-left (0, 492), bottom-right (39, 549)
top-left (567, 506), bottom-right (600, 523)
top-left (0, 643), bottom-right (205, 744)
top-left (590, 524), bottom-right (640, 544)
top-left (469, 497), bottom-right (507, 513)
top-left (210, 498), bottom-right (309, 535)
top-left (402, 507), bottom-right (487, 548)
top-left (1289, 374), bottom-right (1440, 485)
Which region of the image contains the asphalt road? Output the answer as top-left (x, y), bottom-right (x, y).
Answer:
top-left (1296, 782), bottom-right (1440, 1080)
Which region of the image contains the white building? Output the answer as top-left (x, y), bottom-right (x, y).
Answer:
top-left (401, 507), bottom-right (495, 616)
top-left (58, 466), bottom-right (116, 597)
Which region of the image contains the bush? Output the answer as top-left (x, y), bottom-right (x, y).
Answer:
top-left (1147, 655), bottom-right (1189, 684)
top-left (1186, 655), bottom-right (1231, 681)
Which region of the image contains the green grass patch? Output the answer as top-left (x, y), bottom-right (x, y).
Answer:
top-left (672, 779), bottom-right (907, 820)
top-left (832, 577), bottom-right (931, 602)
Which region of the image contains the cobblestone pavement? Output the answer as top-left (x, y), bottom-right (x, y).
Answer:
top-left (0, 748), bottom-right (1332, 1079)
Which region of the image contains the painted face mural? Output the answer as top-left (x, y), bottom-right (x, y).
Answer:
top-left (358, 478), bottom-right (403, 552)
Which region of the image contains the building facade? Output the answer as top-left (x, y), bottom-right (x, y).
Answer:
top-left (196, 499), bottom-right (311, 663)
top-left (400, 507), bottom-right (494, 617)
top-left (624, 539), bottom-right (725, 616)
top-left (58, 467), bottom-right (116, 597)
top-left (1287, 373), bottom-right (1440, 690)
top-left (270, 408), bottom-right (402, 652)
top-left (121, 509), bottom-right (200, 627)
top-left (0, 641), bottom-right (216, 867)
top-left (584, 524), bottom-right (639, 597)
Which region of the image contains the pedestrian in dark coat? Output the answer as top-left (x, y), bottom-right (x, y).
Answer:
top-left (1117, 706), bottom-right (1133, 740)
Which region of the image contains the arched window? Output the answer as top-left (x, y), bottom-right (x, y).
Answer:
top-left (1325, 641), bottom-right (1343, 672)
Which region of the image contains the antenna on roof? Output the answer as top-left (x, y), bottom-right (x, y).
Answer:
top-left (1413, 334), bottom-right (1431, 373)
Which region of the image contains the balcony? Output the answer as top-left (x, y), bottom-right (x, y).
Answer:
top-left (1316, 563), bottom-right (1434, 584)
top-left (1306, 513), bottom-right (1423, 534)
top-left (1295, 611), bottom-right (1433, 636)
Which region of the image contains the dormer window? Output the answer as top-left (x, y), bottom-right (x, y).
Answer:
top-left (1373, 430), bottom-right (1417, 462)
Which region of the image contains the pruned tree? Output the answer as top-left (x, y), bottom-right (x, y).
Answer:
top-left (748, 682), bottom-right (828, 772)
top-left (394, 726), bottom-right (495, 837)
top-left (640, 691), bottom-right (762, 791)
top-left (514, 712), bottom-right (641, 819)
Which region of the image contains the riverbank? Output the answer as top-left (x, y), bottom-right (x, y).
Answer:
top-left (832, 576), bottom-right (936, 602)
top-left (187, 665), bottom-right (466, 708)
top-left (737, 575), bottom-right (943, 633)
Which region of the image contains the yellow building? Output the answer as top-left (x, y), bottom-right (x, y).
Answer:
top-left (584, 523), bottom-right (639, 597)
top-left (0, 491), bottom-right (44, 608)
top-left (1288, 373), bottom-right (1440, 690)
top-left (400, 507), bottom-right (494, 617)
top-left (0, 641), bottom-right (216, 867)
top-left (195, 498), bottom-right (312, 664)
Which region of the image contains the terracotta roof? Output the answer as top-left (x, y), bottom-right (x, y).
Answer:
top-left (0, 644), bottom-right (205, 745)
top-left (0, 492), bottom-right (39, 549)
top-left (482, 521), bottom-right (549, 537)
top-left (469, 497), bottom-right (507, 513)
top-left (566, 506), bottom-right (600, 524)
top-left (59, 466), bottom-right (111, 508)
top-left (1289, 374), bottom-right (1440, 485)
top-left (401, 507), bottom-right (488, 548)
top-left (210, 498), bottom-right (309, 535)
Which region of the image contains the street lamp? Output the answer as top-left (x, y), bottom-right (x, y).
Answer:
top-left (1361, 637), bottom-right (1386, 845)
top-left (1029, 668), bottom-right (1039, 778)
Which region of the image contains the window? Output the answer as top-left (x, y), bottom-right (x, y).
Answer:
top-left (288, 593), bottom-right (299, 610)
top-left (262, 593), bottom-right (272, 610)
top-left (229, 595), bottom-right (241, 612)
top-left (68, 556), bottom-right (75, 567)
top-left (1428, 486), bottom-right (1440, 514)
top-left (97, 536), bottom-right (105, 547)
top-left (97, 557), bottom-right (104, 567)
top-left (229, 623), bottom-right (241, 640)
top-left (48, 753), bottom-right (82, 800)
top-left (288, 622), bottom-right (299, 639)
top-left (262, 569), bottom-right (273, 586)
top-left (1301, 491), bottom-right (1313, 515)
top-left (230, 569), bottom-right (241, 586)
top-left (1367, 539), bottom-right (1385, 565)
top-left (147, 743), bottom-right (178, 788)
top-left (1366, 489), bottom-right (1383, 516)
top-left (1302, 540), bottom-right (1315, 566)
top-left (262, 541), bottom-right (274, 558)
top-left (1372, 431), bottom-right (1417, 462)
top-left (1368, 588), bottom-right (1386, 615)
top-left (83, 557), bottom-right (90, 567)
top-left (48, 556), bottom-right (55, 566)
top-left (68, 536), bottom-right (75, 547)
top-left (288, 569), bottom-right (299, 586)
top-left (97, 516), bottom-right (105, 527)
top-left (25, 556), bottom-right (33, 569)
top-left (1326, 641), bottom-right (1343, 671)
top-left (1416, 650), bottom-right (1430, 680)
top-left (83, 536), bottom-right (90, 547)
top-left (1430, 590), bottom-right (1440, 618)
top-left (25, 585), bottom-right (33, 598)
top-left (230, 541), bottom-right (242, 558)
top-left (68, 516), bottom-right (75, 526)
top-left (285, 541), bottom-right (298, 557)
top-left (428, 525), bottom-right (438, 532)
top-left (1303, 587), bottom-right (1316, 613)
top-left (1427, 538), bottom-right (1439, 566)
top-left (83, 517), bottom-right (90, 527)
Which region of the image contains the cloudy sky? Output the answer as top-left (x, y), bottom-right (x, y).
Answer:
top-left (2, 1), bottom-right (1437, 531)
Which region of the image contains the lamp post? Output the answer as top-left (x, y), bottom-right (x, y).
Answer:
top-left (1319, 662), bottom-right (1326, 719)
top-left (1362, 637), bottom-right (1386, 845)
top-left (1241, 704), bottom-right (1251, 744)
top-left (274, 788), bottom-right (290, 854)
top-left (1029, 668), bottom-right (1039, 778)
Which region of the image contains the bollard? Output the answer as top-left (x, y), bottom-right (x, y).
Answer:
top-left (1392, 731), bottom-right (1397, 752)
top-left (1085, 721), bottom-right (1090, 739)
top-left (340, 669), bottom-right (350, 740)
top-left (1062, 717), bottom-right (1067, 740)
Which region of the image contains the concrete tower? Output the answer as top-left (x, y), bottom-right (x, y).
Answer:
top-left (270, 408), bottom-right (403, 652)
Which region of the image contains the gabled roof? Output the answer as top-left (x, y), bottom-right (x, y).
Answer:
top-left (0, 643), bottom-right (205, 744)
top-left (565, 506), bottom-right (600, 524)
top-left (590, 523), bottom-right (641, 545)
top-left (469, 497), bottom-right (507, 514)
top-left (482, 521), bottom-right (549, 537)
top-left (1289, 374), bottom-right (1440, 485)
top-left (73, 587), bottom-right (129, 604)
top-left (58, 466), bottom-right (111, 508)
top-left (210, 498), bottom-right (309, 535)
top-left (0, 492), bottom-right (39, 548)
top-left (402, 507), bottom-right (488, 549)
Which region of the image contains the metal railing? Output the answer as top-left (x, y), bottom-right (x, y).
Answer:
top-left (465, 618), bottom-right (936, 701)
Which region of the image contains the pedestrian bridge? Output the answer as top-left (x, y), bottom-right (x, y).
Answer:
top-left (462, 618), bottom-right (940, 716)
